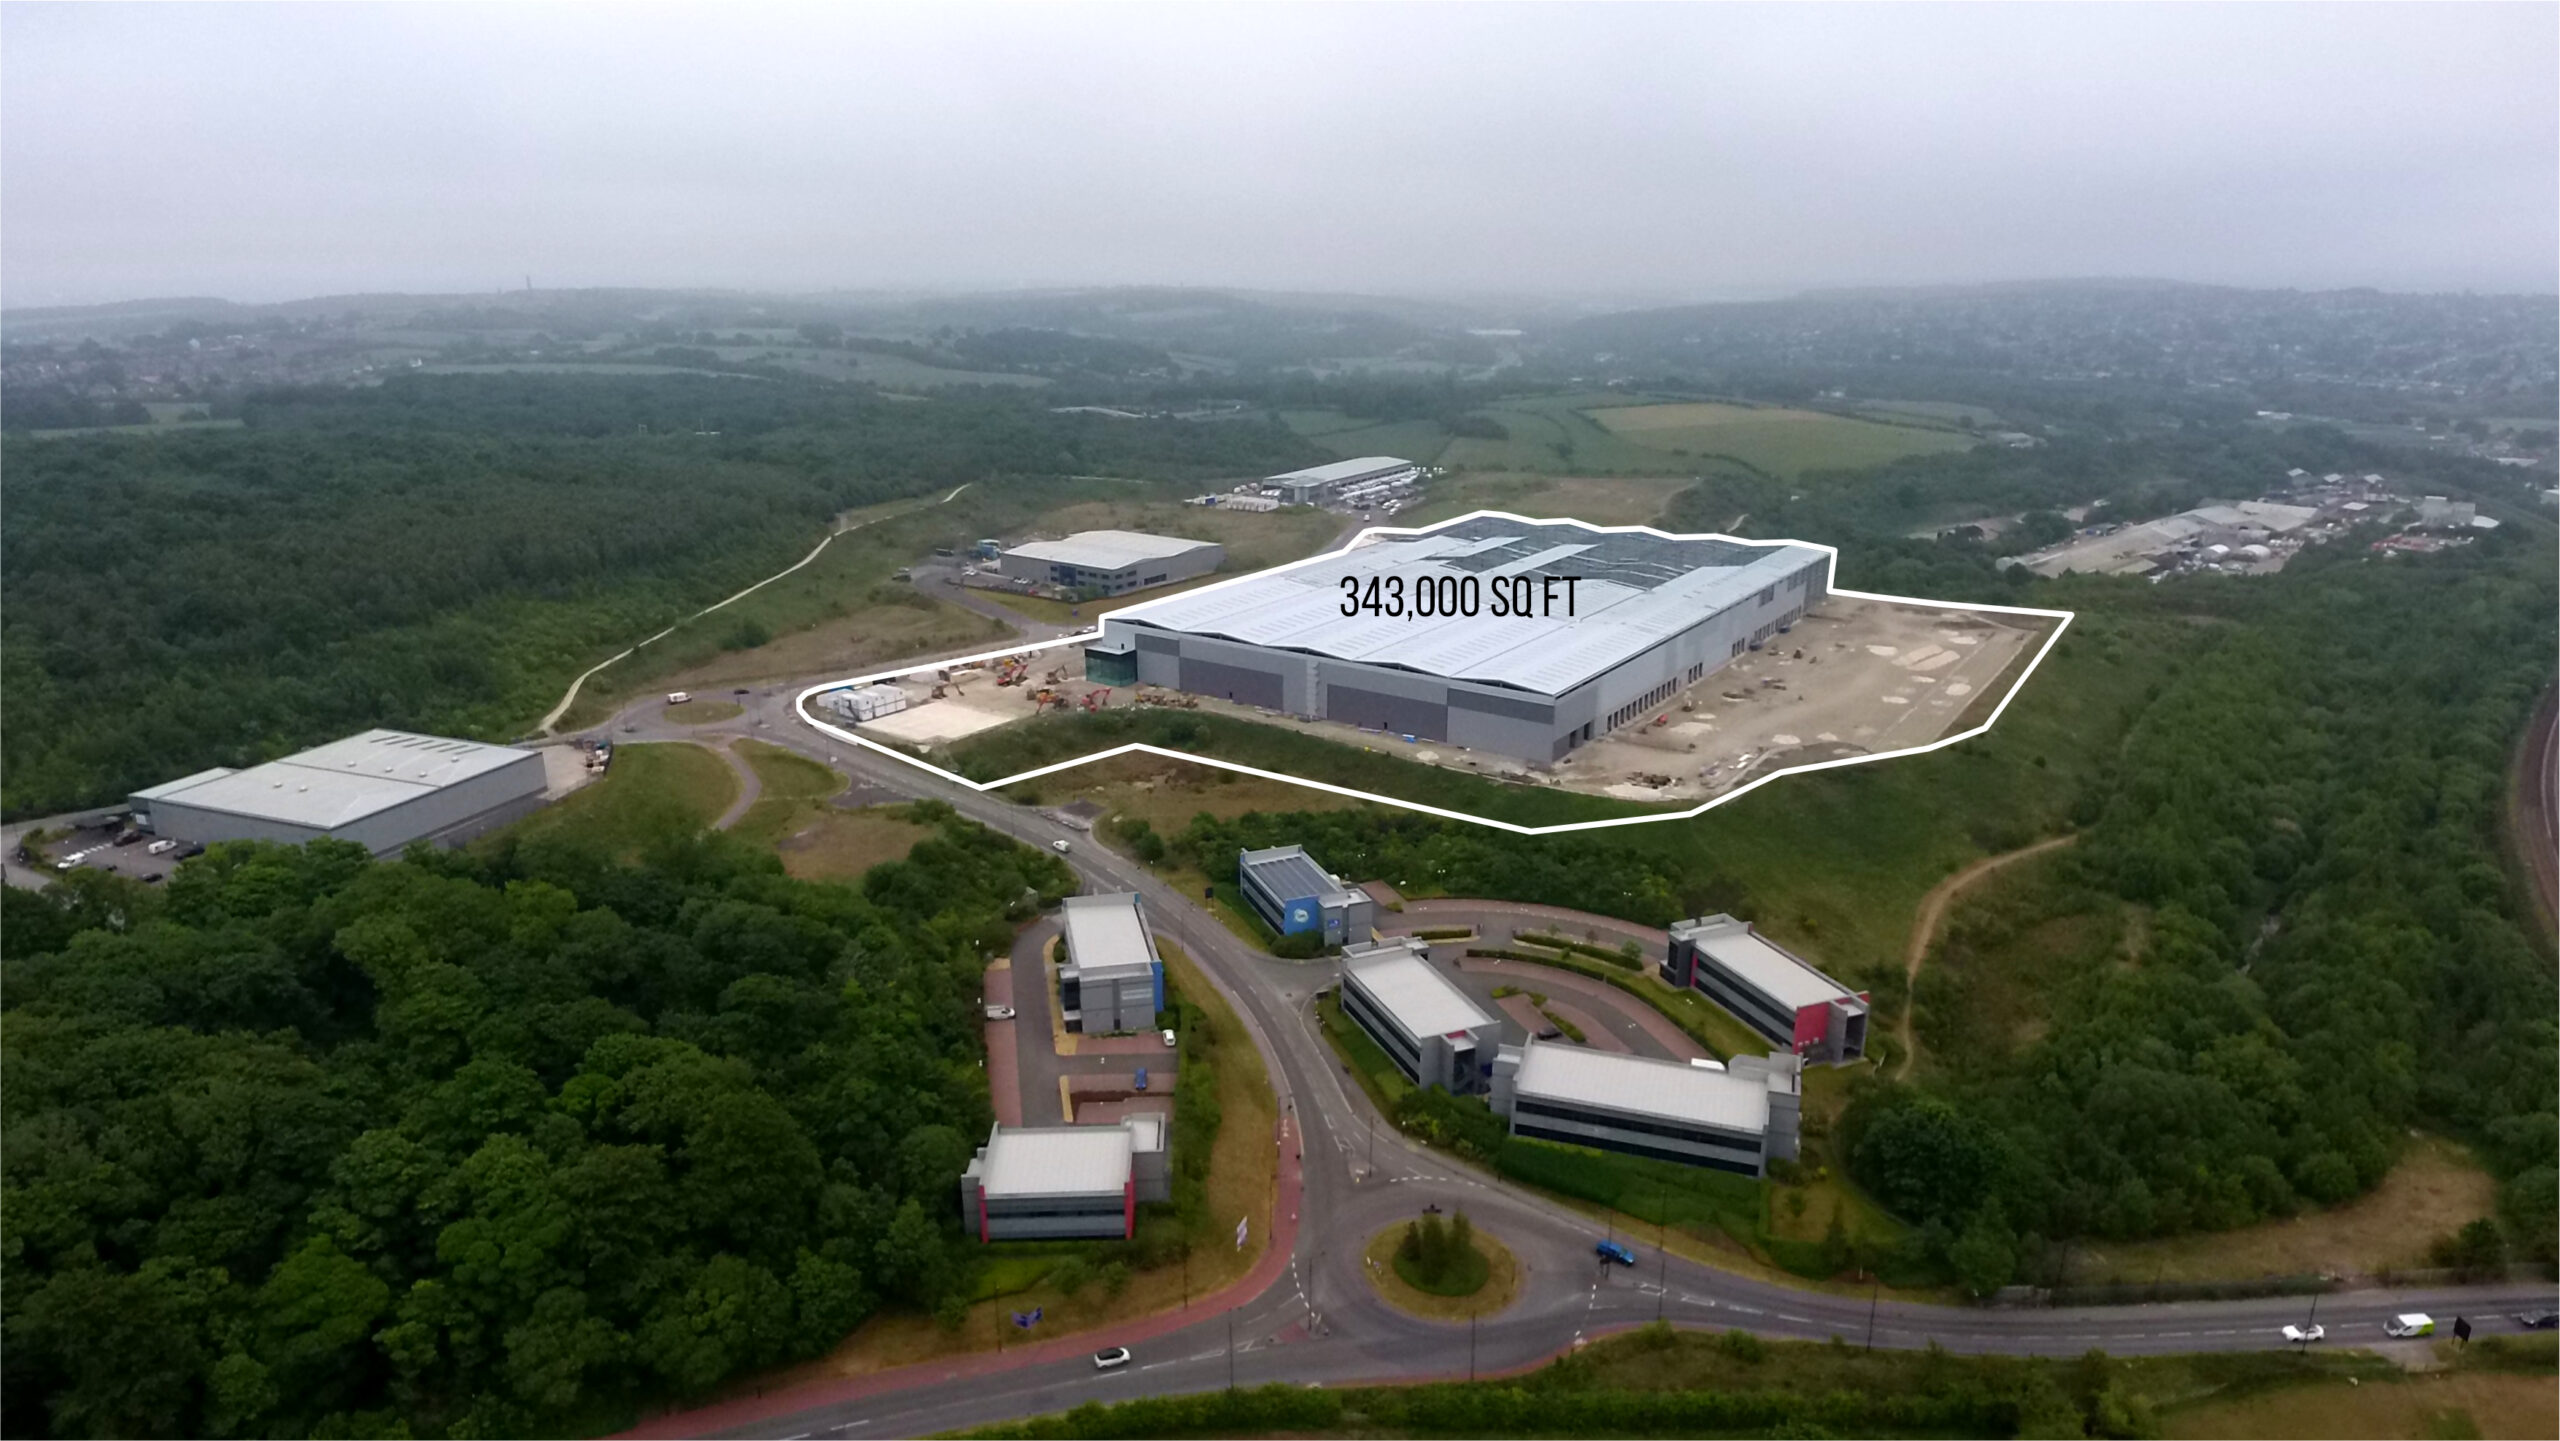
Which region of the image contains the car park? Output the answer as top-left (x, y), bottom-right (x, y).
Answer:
top-left (1595, 1240), bottom-right (1637, 1266)
top-left (2281, 1324), bottom-right (2324, 1344)
top-left (1092, 1347), bottom-right (1130, 1371)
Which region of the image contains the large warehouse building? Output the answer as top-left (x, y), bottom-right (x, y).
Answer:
top-left (957, 1116), bottom-right (1170, 1241)
top-left (997, 530), bottom-right (1224, 598)
top-left (1666, 914), bottom-right (1869, 1064)
top-left (1489, 1039), bottom-right (1801, 1177)
top-left (1336, 937), bottom-right (1500, 1094)
top-left (1263, 456), bottom-right (1418, 505)
top-left (1082, 516), bottom-right (1830, 764)
top-left (128, 729), bottom-right (547, 856)
top-left (1059, 893), bottom-right (1166, 1034)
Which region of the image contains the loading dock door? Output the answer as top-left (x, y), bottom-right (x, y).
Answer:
top-left (1179, 656), bottom-right (1285, 710)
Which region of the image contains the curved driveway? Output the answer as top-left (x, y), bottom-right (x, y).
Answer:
top-left (591, 651), bottom-right (2556, 1440)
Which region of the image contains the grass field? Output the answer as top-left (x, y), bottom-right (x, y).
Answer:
top-left (2161, 1370), bottom-right (2557, 1440)
top-left (1587, 400), bottom-right (1977, 479)
top-left (1394, 472), bottom-right (1701, 529)
top-left (775, 807), bottom-right (939, 882)
top-left (492, 743), bottom-right (735, 856)
top-left (2063, 1135), bottom-right (2500, 1284)
top-left (727, 740), bottom-right (847, 849)
top-left (661, 699), bottom-right (743, 725)
top-left (1281, 410), bottom-right (1456, 466)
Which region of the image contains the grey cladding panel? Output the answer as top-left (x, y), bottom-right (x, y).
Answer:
top-left (1180, 656), bottom-right (1285, 709)
top-left (1134, 630), bottom-right (1181, 655)
top-left (1449, 688), bottom-right (1554, 723)
top-left (1327, 684), bottom-right (1448, 742)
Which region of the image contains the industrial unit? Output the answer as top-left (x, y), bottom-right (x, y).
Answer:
top-left (1335, 937), bottom-right (1500, 1094)
top-left (957, 1116), bottom-right (1170, 1241)
top-left (1059, 893), bottom-right (1166, 1034)
top-left (127, 729), bottom-right (547, 856)
top-left (1081, 516), bottom-right (1831, 763)
top-left (1262, 456), bottom-right (1419, 505)
top-left (997, 530), bottom-right (1224, 597)
top-left (1666, 915), bottom-right (1869, 1064)
top-left (1238, 844), bottom-right (1375, 947)
top-left (1488, 1039), bottom-right (1801, 1177)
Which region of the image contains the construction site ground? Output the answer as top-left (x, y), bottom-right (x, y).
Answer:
top-left (837, 598), bottom-right (2046, 801)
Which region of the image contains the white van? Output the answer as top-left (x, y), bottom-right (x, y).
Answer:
top-left (666, 691), bottom-right (691, 705)
top-left (146, 838), bottom-right (178, 855)
top-left (2384, 1313), bottom-right (2435, 1338)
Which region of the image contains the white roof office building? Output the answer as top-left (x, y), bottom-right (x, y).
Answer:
top-left (997, 530), bottom-right (1224, 597)
top-left (1490, 1039), bottom-right (1802, 1177)
top-left (1336, 937), bottom-right (1500, 1094)
top-left (1059, 893), bottom-right (1166, 1034)
top-left (129, 729), bottom-right (547, 856)
top-left (957, 1116), bottom-right (1170, 1241)
top-left (1085, 516), bottom-right (1831, 764)
top-left (1666, 914), bottom-right (1869, 1064)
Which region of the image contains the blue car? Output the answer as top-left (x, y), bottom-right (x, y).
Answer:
top-left (1595, 1240), bottom-right (1637, 1266)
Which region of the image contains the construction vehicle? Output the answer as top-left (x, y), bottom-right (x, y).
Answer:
top-left (1080, 688), bottom-right (1111, 712)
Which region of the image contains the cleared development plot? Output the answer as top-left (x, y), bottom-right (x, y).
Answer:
top-left (797, 512), bottom-right (2069, 835)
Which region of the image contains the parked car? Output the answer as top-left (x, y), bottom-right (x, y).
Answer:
top-left (146, 838), bottom-right (177, 855)
top-left (1161, 1028), bottom-right (1177, 1048)
top-left (2515, 1311), bottom-right (2558, 1330)
top-left (1535, 1026), bottom-right (1564, 1041)
top-left (2384, 1313), bottom-right (2435, 1338)
top-left (984, 1005), bottom-right (1016, 1021)
top-left (2281, 1324), bottom-right (2325, 1344)
top-left (1133, 1067), bottom-right (1149, 1092)
top-left (177, 844), bottom-right (206, 860)
top-left (1595, 1240), bottom-right (1637, 1266)
top-left (112, 831), bottom-right (144, 847)
top-left (666, 691), bottom-right (691, 705)
top-left (1092, 1347), bottom-right (1131, 1371)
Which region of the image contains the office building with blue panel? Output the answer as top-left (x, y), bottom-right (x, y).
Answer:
top-left (1238, 844), bottom-right (1375, 947)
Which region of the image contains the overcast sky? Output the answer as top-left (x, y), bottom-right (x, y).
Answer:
top-left (4, 3), bottom-right (2553, 307)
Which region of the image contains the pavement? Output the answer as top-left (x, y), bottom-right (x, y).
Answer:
top-left (583, 675), bottom-right (2560, 1440)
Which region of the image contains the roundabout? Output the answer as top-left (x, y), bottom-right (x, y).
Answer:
top-left (1360, 1210), bottom-right (1523, 1322)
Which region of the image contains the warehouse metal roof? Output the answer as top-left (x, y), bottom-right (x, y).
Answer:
top-left (1673, 915), bottom-right (1862, 1012)
top-left (1003, 530), bottom-right (1219, 570)
top-left (1061, 893), bottom-right (1158, 979)
top-left (130, 730), bottom-right (538, 831)
top-left (1342, 939), bottom-right (1495, 1040)
top-left (1510, 1038), bottom-right (1772, 1134)
top-left (1106, 517), bottom-right (1826, 698)
top-left (1240, 844), bottom-right (1359, 904)
top-left (976, 1125), bottom-right (1134, 1198)
top-left (1265, 456), bottom-right (1415, 486)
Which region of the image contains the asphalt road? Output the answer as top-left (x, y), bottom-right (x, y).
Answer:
top-left (579, 681), bottom-right (2559, 1440)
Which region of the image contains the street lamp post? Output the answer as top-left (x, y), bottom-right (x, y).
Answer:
top-left (1864, 1278), bottom-right (1880, 1353)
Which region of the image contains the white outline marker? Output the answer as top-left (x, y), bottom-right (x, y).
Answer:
top-left (791, 510), bottom-right (2074, 836)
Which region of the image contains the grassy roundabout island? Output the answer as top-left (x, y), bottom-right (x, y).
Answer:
top-left (1361, 1210), bottom-right (1522, 1322)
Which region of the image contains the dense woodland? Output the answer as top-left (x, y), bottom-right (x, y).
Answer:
top-left (1, 374), bottom-right (1316, 815)
top-left (0, 806), bottom-right (1073, 1438)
